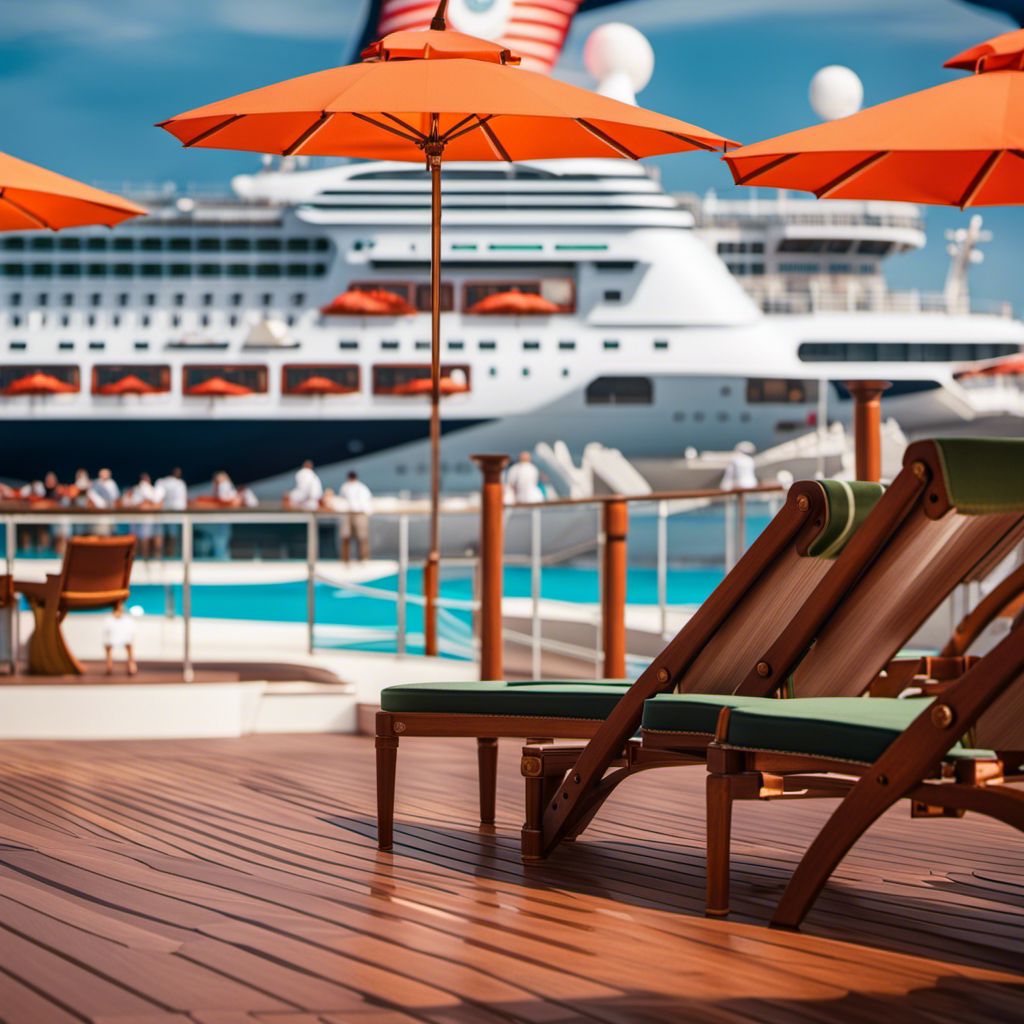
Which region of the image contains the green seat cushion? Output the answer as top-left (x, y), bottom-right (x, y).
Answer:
top-left (808, 480), bottom-right (885, 558)
top-left (381, 679), bottom-right (631, 718)
top-left (932, 438), bottom-right (1024, 514)
top-left (641, 694), bottom-right (779, 735)
top-left (722, 697), bottom-right (994, 764)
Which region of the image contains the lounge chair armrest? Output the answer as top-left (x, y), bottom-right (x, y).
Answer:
top-left (12, 575), bottom-right (61, 604)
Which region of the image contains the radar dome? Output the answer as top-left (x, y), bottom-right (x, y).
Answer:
top-left (584, 23), bottom-right (655, 105)
top-left (809, 65), bottom-right (863, 121)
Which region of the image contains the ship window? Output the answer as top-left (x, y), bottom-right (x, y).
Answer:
top-left (202, 293), bottom-right (213, 307)
top-left (60, 315), bottom-right (69, 327)
top-left (36, 293), bottom-right (48, 306)
top-left (92, 364), bottom-right (170, 394)
top-left (489, 367), bottom-right (497, 376)
top-left (53, 264), bottom-right (75, 278)
top-left (86, 238), bottom-right (107, 251)
top-left (562, 368), bottom-right (569, 376)
top-left (694, 411), bottom-right (705, 422)
top-left (751, 242), bottom-right (765, 254)
top-left (555, 243), bottom-right (607, 251)
top-left (10, 314), bottom-right (21, 327)
top-left (603, 339), bottom-right (620, 350)
top-left (465, 278), bottom-right (574, 313)
top-left (28, 263), bottom-right (52, 277)
top-left (2, 265), bottom-right (24, 277)
top-left (286, 238), bottom-right (310, 252)
top-left (140, 264), bottom-right (163, 278)
top-left (112, 237), bottom-right (134, 252)
top-left (338, 340), bottom-right (359, 350)
top-left (112, 315), bottom-right (120, 327)
top-left (414, 282), bottom-right (454, 312)
top-left (857, 240), bottom-right (891, 255)
top-left (0, 365), bottom-right (78, 390)
top-left (135, 341), bottom-right (149, 350)
top-left (198, 264), bottom-right (222, 277)
top-left (170, 315), bottom-right (180, 328)
top-left (381, 340), bottom-right (399, 350)
top-left (168, 238), bottom-right (191, 252)
top-left (283, 364), bottom-right (359, 396)
top-left (415, 340), bottom-right (430, 350)
top-left (312, 262), bottom-right (328, 276)
top-left (448, 341), bottom-right (464, 350)
top-left (717, 411), bottom-right (729, 422)
top-left (86, 314), bottom-right (96, 327)
top-left (778, 263), bottom-right (819, 274)
top-left (314, 239), bottom-right (330, 252)
top-left (727, 263), bottom-right (747, 275)
top-left (9, 293), bottom-right (20, 305)
top-left (196, 238), bottom-right (221, 252)
top-left (144, 293), bottom-right (157, 306)
top-left (3, 238), bottom-right (25, 250)
top-left (256, 264), bottom-right (281, 278)
top-left (778, 239), bottom-right (825, 253)
top-left (60, 294), bottom-right (73, 307)
top-left (227, 264), bottom-right (250, 277)
top-left (183, 364), bottom-right (267, 394)
top-left (860, 264), bottom-right (875, 274)
top-left (118, 293), bottom-right (129, 306)
top-left (57, 237), bottom-right (80, 251)
top-left (113, 264), bottom-right (134, 278)
top-left (595, 261), bottom-right (635, 271)
top-left (746, 378), bottom-right (818, 403)
top-left (286, 265), bottom-right (309, 277)
top-left (228, 293), bottom-right (242, 307)
top-left (673, 411), bottom-right (685, 422)
top-left (260, 293), bottom-right (273, 306)
top-left (585, 376), bottom-right (652, 405)
top-left (825, 240), bottom-right (852, 253)
top-left (523, 340), bottom-right (540, 350)
top-left (141, 315), bottom-right (151, 327)
top-left (522, 367), bottom-right (530, 376)
top-left (829, 264), bottom-right (853, 274)
top-left (85, 264), bottom-right (105, 278)
top-left (256, 239), bottom-right (281, 252)
top-left (229, 315), bottom-right (238, 327)
top-left (654, 339), bottom-right (668, 350)
top-left (170, 264), bottom-right (192, 278)
top-left (140, 238), bottom-right (162, 252)
top-left (372, 363), bottom-right (470, 395)
top-left (226, 238), bottom-right (251, 252)
top-left (59, 340), bottom-right (73, 350)
top-left (173, 294), bottom-right (185, 307)
top-left (200, 314), bottom-right (210, 327)
top-left (30, 237), bottom-right (54, 251)
top-left (559, 340), bottom-right (575, 350)
top-left (291, 292), bottom-right (306, 307)
top-left (798, 341), bottom-right (1018, 362)
top-left (751, 263), bottom-right (765, 275)
top-left (479, 340), bottom-right (496, 350)
top-left (741, 412), bottom-right (751, 422)
top-left (603, 290), bottom-right (622, 301)
top-left (9, 340), bottom-right (26, 350)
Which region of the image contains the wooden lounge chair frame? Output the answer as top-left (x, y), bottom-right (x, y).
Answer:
top-left (377, 478), bottom-right (842, 851)
top-left (14, 535), bottom-right (136, 675)
top-left (527, 440), bottom-right (1024, 861)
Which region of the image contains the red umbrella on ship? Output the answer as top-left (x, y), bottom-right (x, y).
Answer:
top-left (185, 376), bottom-right (254, 397)
top-left (291, 375), bottom-right (356, 395)
top-left (158, 0), bottom-right (735, 653)
top-left (466, 289), bottom-right (563, 314)
top-left (96, 373), bottom-right (160, 395)
top-left (391, 372), bottom-right (470, 396)
top-left (321, 288), bottom-right (416, 316)
top-left (2, 372), bottom-right (77, 396)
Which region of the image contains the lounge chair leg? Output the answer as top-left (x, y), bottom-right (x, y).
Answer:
top-left (706, 773), bottom-right (734, 917)
top-left (375, 730), bottom-right (399, 851)
top-left (477, 737), bottom-right (498, 825)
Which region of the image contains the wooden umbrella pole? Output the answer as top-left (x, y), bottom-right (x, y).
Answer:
top-left (424, 118), bottom-right (443, 656)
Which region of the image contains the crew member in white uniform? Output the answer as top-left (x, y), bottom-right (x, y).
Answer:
top-left (155, 468), bottom-right (187, 558)
top-left (720, 441), bottom-right (758, 491)
top-left (338, 471), bottom-right (373, 563)
top-left (286, 460), bottom-right (324, 510)
top-left (505, 451), bottom-right (544, 504)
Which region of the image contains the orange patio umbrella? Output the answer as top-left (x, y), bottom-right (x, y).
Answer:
top-left (158, 0), bottom-right (735, 653)
top-left (291, 375), bottom-right (354, 395)
top-left (186, 376), bottom-right (254, 397)
top-left (320, 288), bottom-right (416, 316)
top-left (467, 289), bottom-right (563, 314)
top-left (945, 27), bottom-right (1024, 73)
top-left (0, 150), bottom-right (146, 231)
top-left (2, 372), bottom-right (77, 396)
top-left (723, 36), bottom-right (1024, 208)
top-left (96, 373), bottom-right (160, 395)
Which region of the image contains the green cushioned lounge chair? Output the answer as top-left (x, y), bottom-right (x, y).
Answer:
top-left (531, 438), bottom-right (1024, 863)
top-left (377, 477), bottom-right (882, 850)
top-left (702, 618), bottom-right (1024, 928)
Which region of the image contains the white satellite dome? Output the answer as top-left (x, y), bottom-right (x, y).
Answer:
top-left (584, 22), bottom-right (655, 106)
top-left (809, 65), bottom-right (864, 121)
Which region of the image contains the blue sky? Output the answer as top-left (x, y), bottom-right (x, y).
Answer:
top-left (1, 0), bottom-right (1020, 306)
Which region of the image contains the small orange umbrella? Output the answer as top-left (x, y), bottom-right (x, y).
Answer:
top-left (723, 39), bottom-right (1024, 208)
top-left (2, 371), bottom-right (77, 396)
top-left (945, 28), bottom-right (1024, 72)
top-left (390, 375), bottom-right (469, 396)
top-left (186, 376), bottom-right (253, 397)
top-left (0, 150), bottom-right (146, 231)
top-left (290, 375), bottom-right (354, 395)
top-left (320, 288), bottom-right (416, 316)
top-left (467, 289), bottom-right (563, 314)
top-left (159, 0), bottom-right (735, 655)
top-left (96, 373), bottom-right (160, 395)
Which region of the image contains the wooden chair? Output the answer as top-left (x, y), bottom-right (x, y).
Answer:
top-left (529, 438), bottom-right (1024, 863)
top-left (14, 535), bottom-right (136, 675)
top-left (377, 477), bottom-right (885, 850)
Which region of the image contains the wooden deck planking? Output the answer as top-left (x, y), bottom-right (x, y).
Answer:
top-left (0, 735), bottom-right (1019, 1024)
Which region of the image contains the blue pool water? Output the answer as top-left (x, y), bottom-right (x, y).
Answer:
top-left (119, 565), bottom-right (726, 659)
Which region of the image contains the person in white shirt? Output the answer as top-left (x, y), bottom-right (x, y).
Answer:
top-left (155, 468), bottom-right (187, 558)
top-left (89, 468), bottom-right (121, 537)
top-left (205, 471), bottom-right (241, 560)
top-left (102, 601), bottom-right (137, 676)
top-left (337, 471), bottom-right (373, 563)
top-left (505, 451), bottom-right (544, 504)
top-left (720, 441), bottom-right (758, 491)
top-left (285, 460), bottom-right (324, 511)
top-left (123, 473), bottom-right (164, 559)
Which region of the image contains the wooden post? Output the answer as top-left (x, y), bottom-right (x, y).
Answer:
top-left (845, 380), bottom-right (891, 482)
top-left (471, 454), bottom-right (509, 681)
top-left (602, 499), bottom-right (628, 679)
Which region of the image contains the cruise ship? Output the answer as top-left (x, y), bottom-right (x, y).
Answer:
top-left (1, 153), bottom-right (1023, 495)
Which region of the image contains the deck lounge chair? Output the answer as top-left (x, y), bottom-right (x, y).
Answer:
top-left (529, 439), bottom-right (1024, 862)
top-left (14, 535), bottom-right (135, 675)
top-left (377, 478), bottom-right (884, 850)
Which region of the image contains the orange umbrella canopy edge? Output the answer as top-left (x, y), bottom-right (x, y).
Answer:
top-left (945, 28), bottom-right (1024, 72)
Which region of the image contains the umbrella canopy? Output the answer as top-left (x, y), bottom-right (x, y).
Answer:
top-left (956, 353), bottom-right (1024, 378)
top-left (466, 289), bottom-right (563, 314)
top-left (185, 376), bottom-right (254, 397)
top-left (96, 373), bottom-right (160, 395)
top-left (390, 375), bottom-right (470, 396)
top-left (290, 375), bottom-right (355, 395)
top-left (723, 58), bottom-right (1024, 207)
top-left (945, 28), bottom-right (1024, 72)
top-left (0, 150), bottom-right (146, 231)
top-left (2, 372), bottom-right (77, 396)
top-left (158, 0), bottom-right (735, 655)
top-left (321, 288), bottom-right (416, 316)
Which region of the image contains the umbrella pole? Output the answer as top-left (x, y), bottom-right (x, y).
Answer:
top-left (424, 127), bottom-right (443, 657)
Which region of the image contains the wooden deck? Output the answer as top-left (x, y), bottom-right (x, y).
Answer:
top-left (0, 733), bottom-right (1021, 1024)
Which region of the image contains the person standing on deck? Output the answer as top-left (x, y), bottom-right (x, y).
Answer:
top-left (505, 451), bottom-right (544, 504)
top-left (155, 468), bottom-right (187, 558)
top-left (285, 460), bottom-right (324, 510)
top-left (338, 471), bottom-right (373, 564)
top-left (123, 473), bottom-right (164, 560)
top-left (90, 468), bottom-right (121, 537)
top-left (720, 441), bottom-right (758, 491)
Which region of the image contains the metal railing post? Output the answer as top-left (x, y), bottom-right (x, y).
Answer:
top-left (736, 491), bottom-right (747, 560)
top-left (724, 496), bottom-right (736, 574)
top-left (657, 499), bottom-right (668, 638)
top-left (6, 516), bottom-right (15, 674)
top-left (595, 507), bottom-right (604, 679)
top-left (396, 513), bottom-right (408, 656)
top-left (601, 500), bottom-right (628, 680)
top-left (307, 513), bottom-right (318, 655)
top-left (531, 505), bottom-right (542, 680)
top-left (471, 454), bottom-right (509, 681)
top-left (182, 514), bottom-right (193, 684)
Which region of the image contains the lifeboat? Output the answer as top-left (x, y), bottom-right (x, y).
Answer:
top-left (2, 371), bottom-right (77, 395)
top-left (466, 288), bottom-right (562, 314)
top-left (321, 288), bottom-right (416, 316)
top-left (185, 376), bottom-right (254, 397)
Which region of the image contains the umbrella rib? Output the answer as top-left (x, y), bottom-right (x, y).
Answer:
top-left (575, 118), bottom-right (639, 160)
top-left (665, 131), bottom-right (716, 153)
top-left (180, 114), bottom-right (245, 148)
top-left (443, 115), bottom-right (494, 144)
top-left (958, 150), bottom-right (1004, 209)
top-left (476, 116), bottom-right (513, 162)
top-left (0, 190), bottom-right (52, 230)
top-left (283, 112), bottom-right (335, 157)
top-left (379, 112), bottom-right (429, 141)
top-left (816, 151), bottom-right (889, 199)
top-left (352, 113), bottom-right (424, 145)
top-left (730, 152), bottom-right (798, 186)
top-left (439, 114), bottom-right (478, 143)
